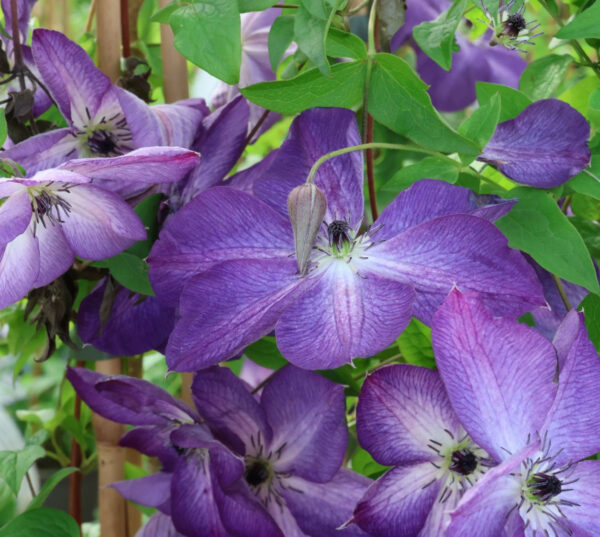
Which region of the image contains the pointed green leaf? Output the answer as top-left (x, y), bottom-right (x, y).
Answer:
top-left (27, 468), bottom-right (78, 511)
top-left (476, 81), bottom-right (532, 121)
top-left (0, 509), bottom-right (79, 537)
top-left (268, 15), bottom-right (295, 70)
top-left (519, 54), bottom-right (573, 101)
top-left (556, 2), bottom-right (600, 39)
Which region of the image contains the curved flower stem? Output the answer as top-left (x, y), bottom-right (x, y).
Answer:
top-left (10, 0), bottom-right (25, 91)
top-left (552, 273), bottom-right (573, 310)
top-left (306, 142), bottom-right (453, 184)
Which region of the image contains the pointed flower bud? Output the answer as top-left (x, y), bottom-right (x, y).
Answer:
top-left (287, 183), bottom-right (327, 276)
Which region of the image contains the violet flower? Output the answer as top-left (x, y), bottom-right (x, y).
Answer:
top-left (431, 289), bottom-right (600, 536)
top-left (67, 365), bottom-right (370, 537)
top-left (478, 99), bottom-right (591, 188)
top-left (149, 107), bottom-right (543, 372)
top-left (2, 29), bottom-right (205, 174)
top-left (391, 0), bottom-right (526, 112)
top-left (350, 364), bottom-right (493, 537)
top-left (0, 147), bottom-right (199, 309)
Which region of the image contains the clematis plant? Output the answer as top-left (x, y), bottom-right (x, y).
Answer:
top-left (149, 107), bottom-right (544, 372)
top-left (0, 147), bottom-right (199, 309)
top-left (67, 365), bottom-right (370, 537)
top-left (431, 289), bottom-right (600, 537)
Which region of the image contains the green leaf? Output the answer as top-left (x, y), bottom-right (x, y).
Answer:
top-left (351, 448), bottom-right (389, 478)
top-left (238, 0), bottom-right (276, 11)
top-left (294, 0), bottom-right (340, 76)
top-left (27, 468), bottom-right (78, 511)
top-left (317, 366), bottom-right (361, 396)
top-left (244, 337), bottom-right (287, 370)
top-left (570, 216), bottom-right (600, 261)
top-left (397, 318), bottom-right (436, 369)
top-left (170, 1), bottom-right (241, 84)
top-left (0, 110), bottom-right (7, 147)
top-left (581, 293), bottom-right (600, 353)
top-left (0, 508), bottom-right (79, 537)
top-left (569, 155), bottom-right (600, 200)
top-left (268, 15), bottom-right (295, 70)
top-left (0, 446), bottom-right (45, 497)
top-left (590, 87), bottom-right (600, 110)
top-left (92, 253), bottom-right (154, 296)
top-left (413, 0), bottom-right (467, 71)
top-left (0, 480), bottom-right (16, 526)
top-left (381, 156), bottom-right (459, 192)
top-left (326, 28), bottom-right (367, 60)
top-left (476, 82), bottom-right (532, 121)
top-left (571, 193), bottom-right (600, 221)
top-left (556, 1), bottom-right (600, 40)
top-left (126, 193), bottom-right (162, 259)
top-left (496, 188), bottom-right (600, 294)
top-left (519, 55), bottom-right (573, 101)
top-left (150, 2), bottom-right (179, 23)
top-left (241, 60), bottom-right (366, 114)
top-left (458, 92), bottom-right (501, 158)
top-left (368, 53), bottom-right (479, 154)
top-left (481, 0), bottom-right (499, 17)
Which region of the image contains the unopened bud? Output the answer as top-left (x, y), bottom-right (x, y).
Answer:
top-left (288, 184), bottom-right (327, 276)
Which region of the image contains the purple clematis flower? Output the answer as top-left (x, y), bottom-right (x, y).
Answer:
top-left (2, 29), bottom-right (205, 174)
top-left (0, 147), bottom-right (199, 309)
top-left (350, 364), bottom-right (494, 537)
top-left (391, 0), bottom-right (526, 112)
top-left (479, 99), bottom-right (591, 188)
top-left (67, 365), bottom-right (370, 537)
top-left (431, 289), bottom-right (600, 537)
top-left (149, 107), bottom-right (543, 371)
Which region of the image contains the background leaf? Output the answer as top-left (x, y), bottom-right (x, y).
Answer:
top-left (519, 54), bottom-right (572, 101)
top-left (268, 15), bottom-right (295, 70)
top-left (0, 509), bottom-right (79, 537)
top-left (496, 188), bottom-right (600, 294)
top-left (26, 468), bottom-right (78, 511)
top-left (556, 1), bottom-right (600, 39)
top-left (92, 253), bottom-right (154, 296)
top-left (476, 82), bottom-right (532, 121)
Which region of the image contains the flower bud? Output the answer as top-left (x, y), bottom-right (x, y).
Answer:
top-left (287, 184), bottom-right (327, 276)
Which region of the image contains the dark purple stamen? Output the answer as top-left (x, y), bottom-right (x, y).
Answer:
top-left (245, 460), bottom-right (270, 487)
top-left (529, 473), bottom-right (562, 502)
top-left (327, 220), bottom-right (351, 250)
top-left (87, 129), bottom-right (120, 156)
top-left (449, 449), bottom-right (478, 476)
top-left (504, 13), bottom-right (527, 37)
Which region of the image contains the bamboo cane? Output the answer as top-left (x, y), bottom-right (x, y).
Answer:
top-left (97, 0), bottom-right (121, 82)
top-left (125, 357), bottom-right (143, 536)
top-left (158, 0), bottom-right (189, 103)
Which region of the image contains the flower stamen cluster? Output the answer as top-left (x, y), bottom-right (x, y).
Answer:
top-left (72, 107), bottom-right (134, 157)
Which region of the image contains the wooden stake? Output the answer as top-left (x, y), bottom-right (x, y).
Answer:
top-left (158, 0), bottom-right (189, 102)
top-left (125, 357), bottom-right (143, 537)
top-left (97, 0), bottom-right (121, 82)
top-left (93, 359), bottom-right (127, 537)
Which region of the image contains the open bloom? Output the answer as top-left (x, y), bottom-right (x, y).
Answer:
top-left (67, 365), bottom-right (370, 537)
top-left (350, 364), bottom-right (493, 537)
top-left (149, 107), bottom-right (543, 371)
top-left (431, 289), bottom-right (600, 536)
top-left (391, 0), bottom-right (526, 111)
top-left (2, 29), bottom-right (206, 174)
top-left (0, 147), bottom-right (199, 308)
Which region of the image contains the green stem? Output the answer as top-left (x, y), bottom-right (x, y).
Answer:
top-left (306, 142), bottom-right (456, 184)
top-left (552, 273), bottom-right (572, 310)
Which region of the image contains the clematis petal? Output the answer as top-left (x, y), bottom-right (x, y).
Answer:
top-left (479, 99), bottom-right (591, 188)
top-left (373, 179), bottom-right (515, 240)
top-left (252, 108), bottom-right (364, 229)
top-left (120, 425), bottom-right (181, 472)
top-left (148, 187), bottom-right (294, 306)
top-left (66, 367), bottom-right (198, 426)
top-left (116, 87), bottom-right (164, 147)
top-left (170, 451), bottom-right (230, 537)
top-left (59, 147), bottom-right (201, 197)
top-left (281, 470), bottom-right (371, 537)
top-left (165, 258), bottom-right (307, 371)
top-left (2, 129), bottom-right (80, 175)
top-left (59, 184), bottom-right (146, 259)
top-left (111, 473), bottom-right (172, 512)
top-left (560, 460), bottom-right (600, 535)
top-left (32, 29), bottom-right (112, 124)
top-left (367, 214), bottom-right (544, 323)
top-left (1, 0), bottom-right (37, 42)
top-left (191, 366), bottom-right (271, 456)
top-left (152, 98), bottom-right (209, 147)
top-left (356, 364), bottom-right (460, 466)
top-left (543, 311), bottom-right (600, 463)
top-left (31, 223), bottom-right (74, 288)
top-left (135, 513), bottom-right (184, 537)
top-left (264, 504), bottom-right (308, 537)
top-left (0, 227), bottom-right (39, 309)
top-left (432, 289), bottom-right (557, 461)
top-left (0, 188), bottom-right (33, 248)
top-left (180, 95), bottom-right (249, 203)
top-left (262, 366), bottom-right (347, 483)
top-left (77, 279), bottom-right (176, 356)
top-left (351, 463), bottom-right (442, 537)
top-left (276, 263), bottom-right (415, 369)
